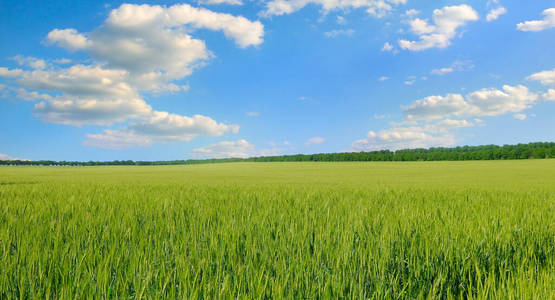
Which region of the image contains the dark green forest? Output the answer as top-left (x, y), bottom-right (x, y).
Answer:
top-left (2, 142), bottom-right (554, 166)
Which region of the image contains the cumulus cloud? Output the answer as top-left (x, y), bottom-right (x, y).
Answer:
top-left (34, 97), bottom-right (151, 127)
top-left (403, 85), bottom-right (538, 121)
top-left (260, 0), bottom-right (407, 18)
top-left (44, 3), bottom-right (264, 91)
top-left (83, 129), bottom-right (153, 149)
top-left (543, 89), bottom-right (555, 101)
top-left (12, 56), bottom-right (48, 70)
top-left (246, 111), bottom-right (260, 117)
top-left (14, 88), bottom-right (52, 101)
top-left (0, 153), bottom-right (24, 161)
top-left (403, 94), bottom-right (468, 121)
top-left (46, 29), bottom-right (91, 51)
top-left (381, 42), bottom-right (394, 52)
top-left (425, 119), bottom-right (474, 133)
top-left (0, 64), bottom-right (151, 126)
top-left (192, 139), bottom-right (256, 158)
top-left (357, 81), bottom-right (543, 152)
top-left (0, 3), bottom-right (261, 143)
top-left (352, 127), bottom-right (455, 151)
top-left (526, 68), bottom-right (555, 86)
top-left (192, 139), bottom-right (285, 158)
top-left (398, 5), bottom-right (478, 51)
top-left (379, 76), bottom-right (389, 82)
top-left (0, 67), bottom-right (23, 78)
top-left (465, 85), bottom-right (538, 116)
top-left (517, 8), bottom-right (555, 32)
top-left (306, 137), bottom-right (325, 146)
top-left (487, 7), bottom-right (507, 22)
top-left (84, 111), bottom-right (239, 149)
top-left (403, 9), bottom-right (420, 17)
top-left (324, 29), bottom-right (354, 38)
top-left (129, 111), bottom-right (239, 140)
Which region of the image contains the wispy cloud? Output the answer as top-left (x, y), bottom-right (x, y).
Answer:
top-left (306, 137), bottom-right (325, 146)
top-left (324, 29), bottom-right (354, 38)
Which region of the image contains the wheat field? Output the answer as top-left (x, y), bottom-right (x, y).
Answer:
top-left (1, 161), bottom-right (554, 299)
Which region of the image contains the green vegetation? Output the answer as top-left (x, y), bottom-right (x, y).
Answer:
top-left (1, 142), bottom-right (555, 166)
top-left (1, 161), bottom-right (554, 298)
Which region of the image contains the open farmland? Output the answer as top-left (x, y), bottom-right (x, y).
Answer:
top-left (0, 161), bottom-right (554, 299)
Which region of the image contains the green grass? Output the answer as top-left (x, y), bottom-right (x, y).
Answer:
top-left (1, 161), bottom-right (554, 299)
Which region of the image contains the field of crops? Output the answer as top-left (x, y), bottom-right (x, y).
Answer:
top-left (1, 161), bottom-right (554, 299)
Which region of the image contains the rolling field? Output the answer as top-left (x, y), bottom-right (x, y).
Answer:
top-left (0, 161), bottom-right (554, 299)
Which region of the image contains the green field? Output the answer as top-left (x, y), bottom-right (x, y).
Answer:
top-left (1, 161), bottom-right (554, 299)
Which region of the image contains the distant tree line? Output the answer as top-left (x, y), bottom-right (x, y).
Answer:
top-left (1, 142), bottom-right (555, 166)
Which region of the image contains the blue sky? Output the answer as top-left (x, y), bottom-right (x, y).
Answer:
top-left (1, 0), bottom-right (554, 161)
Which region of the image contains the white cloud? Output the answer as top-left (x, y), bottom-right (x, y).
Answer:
top-left (379, 76), bottom-right (389, 82)
top-left (0, 67), bottom-right (23, 78)
top-left (487, 7), bottom-right (507, 22)
top-left (125, 111), bottom-right (238, 141)
top-left (34, 97), bottom-right (151, 126)
top-left (517, 8), bottom-right (555, 32)
top-left (1, 3), bottom-right (260, 140)
top-left (404, 80), bottom-right (415, 86)
top-left (192, 139), bottom-right (255, 158)
top-left (0, 65), bottom-right (152, 126)
top-left (83, 129), bottom-right (153, 149)
top-left (381, 42), bottom-right (394, 52)
top-left (106, 4), bottom-right (262, 47)
top-left (526, 68), bottom-right (555, 86)
top-left (83, 111), bottom-right (239, 149)
top-left (431, 67), bottom-right (454, 75)
top-left (431, 60), bottom-right (474, 76)
top-left (426, 119), bottom-right (474, 132)
top-left (192, 139), bottom-right (285, 158)
top-left (246, 111), bottom-right (260, 117)
top-left (198, 0), bottom-right (243, 5)
top-left (42, 4), bottom-right (264, 95)
top-left (306, 137), bottom-right (325, 145)
top-left (11, 65), bottom-right (135, 98)
top-left (260, 0), bottom-right (407, 18)
top-left (543, 89), bottom-right (555, 101)
top-left (403, 85), bottom-right (538, 121)
top-left (352, 127), bottom-right (455, 151)
top-left (0, 153), bottom-right (23, 161)
top-left (12, 56), bottom-right (47, 70)
top-left (46, 29), bottom-right (91, 51)
top-left (466, 85), bottom-right (538, 116)
top-left (336, 15), bottom-right (346, 25)
top-left (513, 113), bottom-right (527, 120)
top-left (15, 88), bottom-right (52, 101)
top-left (324, 29), bottom-right (354, 38)
top-left (0, 85), bottom-right (52, 101)
top-left (399, 5), bottom-right (479, 51)
top-left (363, 82), bottom-right (542, 153)
top-left (403, 9), bottom-right (420, 17)
top-left (403, 94), bottom-right (468, 121)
